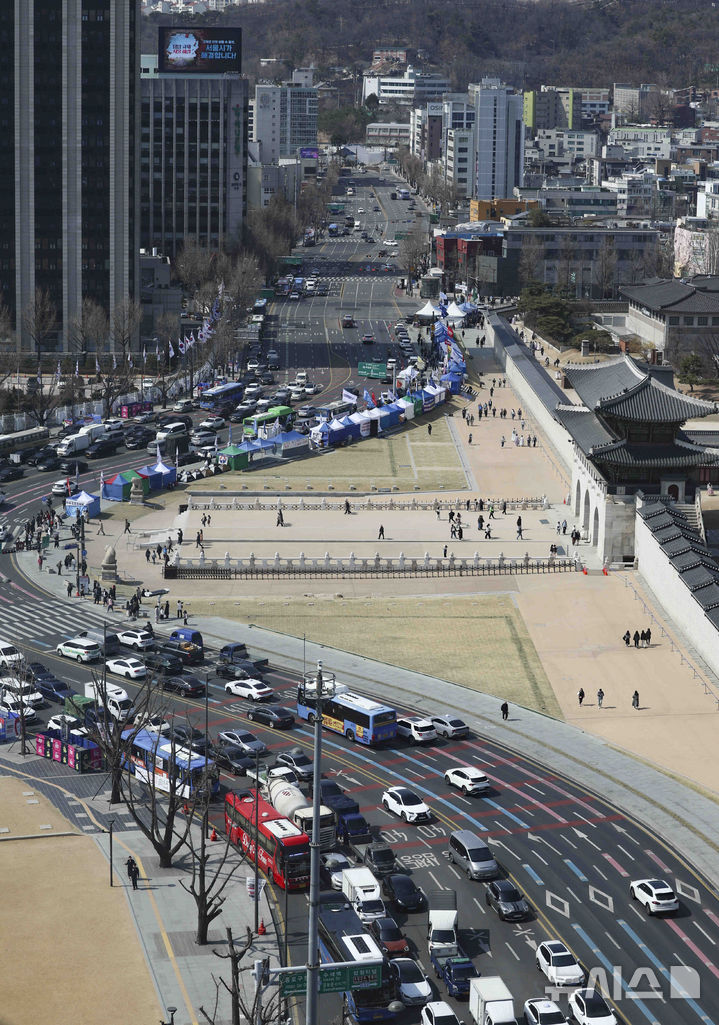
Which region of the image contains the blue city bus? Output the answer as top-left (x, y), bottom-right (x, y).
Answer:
top-left (296, 683), bottom-right (397, 745)
top-left (199, 382), bottom-right (245, 412)
top-left (318, 893), bottom-right (399, 1022)
top-left (123, 729), bottom-right (220, 800)
top-left (328, 223), bottom-right (339, 237)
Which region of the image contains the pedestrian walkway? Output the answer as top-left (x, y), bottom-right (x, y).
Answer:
top-left (0, 774), bottom-right (282, 1025)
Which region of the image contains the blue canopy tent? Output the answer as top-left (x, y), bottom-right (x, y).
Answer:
top-left (310, 421), bottom-right (331, 448)
top-left (327, 418), bottom-right (350, 445)
top-left (340, 415), bottom-right (362, 440)
top-left (153, 460), bottom-right (177, 487)
top-left (421, 389), bottom-right (437, 412)
top-left (136, 464), bottom-right (163, 491)
top-left (65, 490), bottom-right (101, 519)
top-left (380, 403), bottom-right (403, 428)
top-left (277, 430), bottom-right (310, 453)
top-left (441, 372), bottom-right (463, 395)
top-left (459, 301), bottom-right (477, 313)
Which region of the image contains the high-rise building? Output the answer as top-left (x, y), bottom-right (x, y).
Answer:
top-left (469, 78), bottom-right (524, 201)
top-left (2, 1), bottom-right (140, 354)
top-left (140, 34), bottom-right (248, 258)
top-left (254, 70), bottom-right (318, 163)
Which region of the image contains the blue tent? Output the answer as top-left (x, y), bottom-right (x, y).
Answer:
top-left (340, 415), bottom-right (362, 440)
top-left (381, 403), bottom-right (403, 428)
top-left (136, 464), bottom-right (163, 490)
top-left (421, 389), bottom-right (436, 412)
top-left (152, 460), bottom-right (177, 487)
top-left (442, 372), bottom-right (463, 395)
top-left (65, 490), bottom-right (101, 519)
top-left (459, 301), bottom-right (477, 313)
top-left (447, 359), bottom-right (466, 374)
top-left (327, 417), bottom-right (350, 445)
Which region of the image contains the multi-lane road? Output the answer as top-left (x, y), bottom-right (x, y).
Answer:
top-left (2, 174), bottom-right (719, 1025)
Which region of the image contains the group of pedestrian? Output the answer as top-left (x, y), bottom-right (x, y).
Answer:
top-left (578, 685), bottom-right (639, 709)
top-left (155, 599), bottom-right (171, 622)
top-left (622, 628), bottom-right (652, 649)
top-left (125, 856), bottom-right (140, 891)
top-left (200, 513), bottom-right (212, 528)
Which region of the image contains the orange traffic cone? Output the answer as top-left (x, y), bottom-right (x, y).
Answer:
top-left (210, 826), bottom-right (218, 841)
top-left (258, 918), bottom-right (266, 936)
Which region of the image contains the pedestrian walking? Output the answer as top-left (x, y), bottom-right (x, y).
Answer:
top-left (622, 629), bottom-right (631, 646)
top-left (443, 545), bottom-right (448, 557)
top-left (183, 610), bottom-right (188, 626)
top-left (124, 519), bottom-right (131, 534)
top-left (126, 856), bottom-right (136, 882)
top-left (633, 630), bottom-right (640, 648)
top-left (196, 531), bottom-right (202, 548)
top-left (145, 549), bottom-right (150, 563)
top-left (164, 600), bottom-right (169, 620)
top-left (484, 524), bottom-right (492, 539)
top-left (97, 520), bottom-right (105, 535)
top-left (427, 423), bottom-right (432, 436)
top-left (176, 600), bottom-right (182, 619)
top-left (578, 687), bottom-right (585, 706)
top-left (130, 862), bottom-right (140, 890)
top-left (457, 525), bottom-right (463, 540)
top-left (56, 561), bottom-right (62, 576)
top-left (155, 603), bottom-right (160, 623)
top-left (556, 521), bottom-right (561, 534)
top-left (207, 514), bottom-right (211, 526)
top-left (378, 524), bottom-right (385, 540)
top-left (500, 435), bottom-right (505, 447)
top-left (500, 700), bottom-right (509, 721)
top-left (344, 499), bottom-right (351, 514)
top-left (597, 688), bottom-right (604, 708)
top-left (201, 513), bottom-right (207, 528)
top-left (67, 581), bottom-right (73, 598)
top-left (478, 515), bottom-right (484, 531)
top-left (562, 519), bottom-right (567, 535)
top-left (448, 510), bottom-right (455, 522)
top-left (645, 627), bottom-right (651, 646)
top-left (468, 433), bottom-right (472, 445)
top-left (488, 505), bottom-right (495, 519)
top-left (640, 629), bottom-right (647, 647)
top-left (632, 690), bottom-right (640, 710)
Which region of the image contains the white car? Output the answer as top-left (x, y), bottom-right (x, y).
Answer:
top-left (244, 383), bottom-right (263, 399)
top-left (431, 715), bottom-right (469, 738)
top-left (47, 713), bottom-right (82, 733)
top-left (52, 479), bottom-right (78, 495)
top-left (247, 359), bottom-right (260, 371)
top-left (536, 941), bottom-right (584, 987)
top-left (320, 852), bottom-right (352, 889)
top-left (117, 629), bottom-right (154, 651)
top-left (421, 1002), bottom-right (462, 1025)
top-left (2, 680), bottom-right (44, 708)
top-left (132, 713), bottom-right (171, 736)
top-left (391, 958), bottom-right (432, 1006)
top-left (444, 766), bottom-right (490, 795)
top-left (568, 988), bottom-right (618, 1025)
top-left (356, 897), bottom-right (387, 923)
top-left (0, 693), bottom-right (37, 722)
top-left (395, 716), bottom-right (437, 744)
top-left (190, 430), bottom-right (217, 447)
top-left (224, 678), bottom-right (274, 702)
top-left (199, 415), bottom-right (225, 431)
top-left (105, 656), bottom-right (147, 680)
top-left (523, 997), bottom-right (568, 1024)
top-left (56, 637), bottom-right (101, 662)
top-left (630, 878), bottom-right (679, 914)
top-left (382, 786), bottom-right (431, 823)
top-left (357, 207), bottom-right (365, 213)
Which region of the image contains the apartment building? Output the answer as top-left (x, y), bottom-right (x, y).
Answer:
top-left (469, 78), bottom-right (524, 201)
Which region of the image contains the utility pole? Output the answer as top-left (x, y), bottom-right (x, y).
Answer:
top-left (304, 660), bottom-right (335, 1025)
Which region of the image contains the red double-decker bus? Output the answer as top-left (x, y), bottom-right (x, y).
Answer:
top-left (225, 790), bottom-right (310, 890)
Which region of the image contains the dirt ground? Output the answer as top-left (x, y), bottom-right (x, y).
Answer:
top-left (0, 777), bottom-right (160, 1025)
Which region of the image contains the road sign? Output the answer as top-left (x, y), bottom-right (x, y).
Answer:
top-left (358, 361), bottom-right (387, 378)
top-left (279, 969), bottom-right (307, 996)
top-left (279, 962), bottom-right (382, 996)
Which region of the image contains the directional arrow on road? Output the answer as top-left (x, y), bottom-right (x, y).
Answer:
top-left (573, 828), bottom-right (601, 851)
top-left (528, 832), bottom-right (562, 856)
top-left (490, 839), bottom-right (519, 858)
top-left (611, 822), bottom-right (641, 845)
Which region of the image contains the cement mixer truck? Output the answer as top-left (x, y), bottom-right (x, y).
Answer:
top-left (265, 777), bottom-right (336, 850)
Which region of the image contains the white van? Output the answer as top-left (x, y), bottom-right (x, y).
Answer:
top-left (173, 398), bottom-right (194, 413)
top-left (77, 423), bottom-right (108, 443)
top-left (156, 421), bottom-right (188, 443)
top-left (294, 371), bottom-right (308, 386)
top-left (56, 433), bottom-right (90, 457)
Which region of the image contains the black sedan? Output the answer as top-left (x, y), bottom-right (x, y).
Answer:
top-left (146, 653), bottom-right (184, 676)
top-left (170, 724), bottom-right (205, 746)
top-left (215, 661), bottom-right (258, 680)
top-left (382, 874), bottom-right (426, 912)
top-left (246, 704), bottom-right (295, 729)
top-left (160, 675), bottom-right (206, 698)
top-left (36, 677), bottom-right (75, 704)
top-left (59, 458), bottom-right (89, 475)
top-left (125, 431), bottom-right (155, 450)
top-left (215, 745), bottom-right (254, 776)
top-left (35, 455), bottom-right (61, 472)
top-left (484, 879), bottom-right (531, 921)
top-left (86, 440), bottom-right (117, 459)
top-left (0, 466), bottom-right (24, 482)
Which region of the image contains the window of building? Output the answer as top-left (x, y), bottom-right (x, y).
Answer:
top-left (698, 316), bottom-right (708, 326)
top-left (683, 316), bottom-right (695, 326)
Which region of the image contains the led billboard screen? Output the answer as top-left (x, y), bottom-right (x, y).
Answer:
top-left (158, 28), bottom-right (242, 74)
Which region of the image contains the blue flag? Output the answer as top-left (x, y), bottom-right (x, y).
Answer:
top-left (363, 389), bottom-right (375, 409)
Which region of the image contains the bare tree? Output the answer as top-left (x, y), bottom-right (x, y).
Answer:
top-left (21, 288), bottom-right (59, 363)
top-left (399, 228), bottom-right (428, 296)
top-left (180, 817), bottom-right (246, 944)
top-left (518, 234), bottom-right (545, 289)
top-left (68, 298), bottom-right (109, 362)
top-left (0, 292), bottom-right (16, 348)
top-left (592, 238), bottom-right (617, 299)
top-left (200, 927), bottom-right (281, 1025)
top-left (556, 236), bottom-right (577, 298)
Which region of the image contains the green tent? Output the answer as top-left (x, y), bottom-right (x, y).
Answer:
top-left (218, 445), bottom-right (249, 471)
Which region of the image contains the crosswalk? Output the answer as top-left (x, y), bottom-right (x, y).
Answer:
top-left (0, 587), bottom-right (113, 651)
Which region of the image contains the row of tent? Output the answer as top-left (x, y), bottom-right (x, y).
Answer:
top-left (415, 299), bottom-right (480, 321)
top-left (309, 387), bottom-right (447, 448)
top-left (215, 430), bottom-right (310, 470)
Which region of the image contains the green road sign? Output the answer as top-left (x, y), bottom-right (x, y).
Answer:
top-left (280, 969), bottom-right (307, 996)
top-left (358, 361), bottom-right (387, 378)
top-left (279, 962), bottom-right (382, 996)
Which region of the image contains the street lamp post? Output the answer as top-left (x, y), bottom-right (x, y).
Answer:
top-left (304, 659), bottom-right (336, 1025)
top-left (254, 746), bottom-right (260, 933)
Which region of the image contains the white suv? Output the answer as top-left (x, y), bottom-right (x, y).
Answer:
top-left (56, 637), bottom-right (101, 662)
top-left (395, 716), bottom-right (437, 744)
top-left (0, 640), bottom-right (23, 668)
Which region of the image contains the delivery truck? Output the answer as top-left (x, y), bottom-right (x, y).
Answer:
top-left (468, 977), bottom-right (515, 1025)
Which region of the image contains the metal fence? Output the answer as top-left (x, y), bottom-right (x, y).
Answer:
top-left (163, 552), bottom-right (579, 580)
top-left (185, 494), bottom-right (549, 513)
